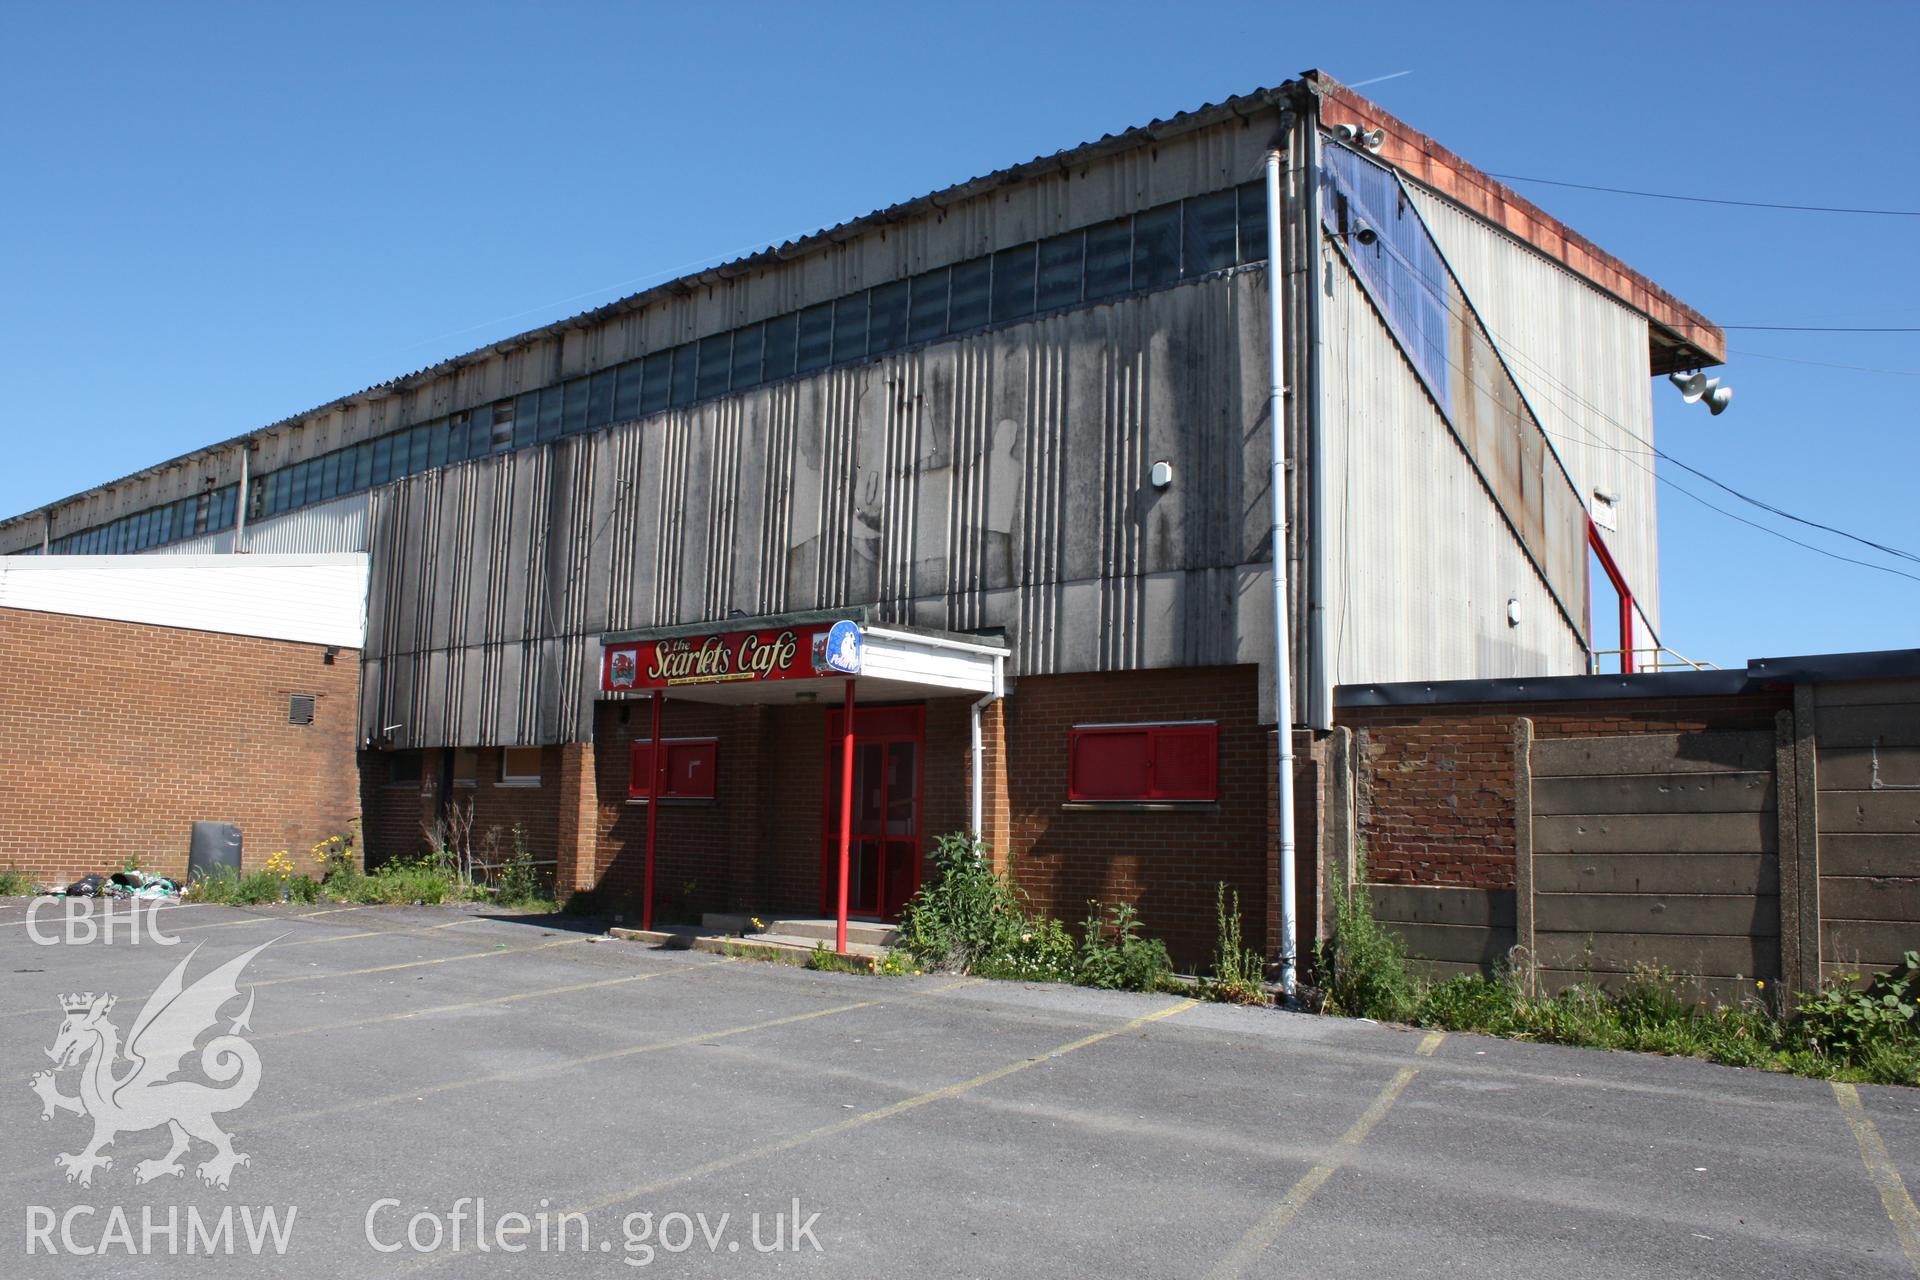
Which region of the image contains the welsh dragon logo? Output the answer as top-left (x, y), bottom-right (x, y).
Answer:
top-left (29, 941), bottom-right (272, 1190)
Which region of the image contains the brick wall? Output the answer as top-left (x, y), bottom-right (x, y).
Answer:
top-left (1001, 665), bottom-right (1274, 970)
top-left (1340, 692), bottom-right (1789, 890)
top-left (0, 606), bottom-right (361, 886)
top-left (360, 746), bottom-right (567, 868)
top-left (592, 699), bottom-right (746, 923)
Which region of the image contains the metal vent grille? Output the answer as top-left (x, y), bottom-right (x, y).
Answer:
top-left (288, 694), bottom-right (316, 726)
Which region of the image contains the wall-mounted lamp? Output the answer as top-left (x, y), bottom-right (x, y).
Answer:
top-left (1506, 598), bottom-right (1521, 628)
top-left (1149, 460), bottom-right (1175, 490)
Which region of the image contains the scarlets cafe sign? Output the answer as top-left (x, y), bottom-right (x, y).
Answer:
top-left (601, 621), bottom-right (861, 692)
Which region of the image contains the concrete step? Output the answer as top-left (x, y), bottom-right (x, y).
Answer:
top-left (607, 925), bottom-right (700, 949)
top-left (760, 918), bottom-right (899, 948)
top-left (690, 932), bottom-right (885, 968)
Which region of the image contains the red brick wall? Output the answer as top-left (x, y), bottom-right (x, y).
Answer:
top-left (1001, 665), bottom-right (1273, 970)
top-left (360, 746), bottom-right (566, 868)
top-left (0, 607), bottom-right (361, 887)
top-left (1339, 692), bottom-right (1789, 890)
top-left (592, 699), bottom-right (745, 923)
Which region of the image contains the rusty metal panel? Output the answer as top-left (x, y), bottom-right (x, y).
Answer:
top-left (1319, 263), bottom-right (1585, 685)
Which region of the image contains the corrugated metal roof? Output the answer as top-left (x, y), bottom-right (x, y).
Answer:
top-left (7, 67), bottom-right (1723, 535)
top-left (4, 77), bottom-right (1309, 534)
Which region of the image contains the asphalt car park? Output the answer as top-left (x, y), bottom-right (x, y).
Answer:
top-left (1, 898), bottom-right (1915, 1278)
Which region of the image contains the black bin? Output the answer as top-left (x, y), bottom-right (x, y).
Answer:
top-left (187, 822), bottom-right (243, 884)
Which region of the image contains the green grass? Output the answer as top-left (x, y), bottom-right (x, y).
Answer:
top-left (0, 865), bottom-right (31, 896)
top-left (186, 858), bottom-right (462, 907)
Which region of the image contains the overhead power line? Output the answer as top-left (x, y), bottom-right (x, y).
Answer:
top-left (1730, 347), bottom-right (1920, 378)
top-left (1485, 172), bottom-right (1920, 218)
top-left (1721, 324), bottom-right (1920, 333)
top-left (1348, 231), bottom-right (1920, 584)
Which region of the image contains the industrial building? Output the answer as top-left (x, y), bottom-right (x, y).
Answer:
top-left (0, 71), bottom-right (1725, 972)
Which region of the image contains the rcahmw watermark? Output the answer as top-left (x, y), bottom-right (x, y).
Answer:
top-left (365, 1197), bottom-right (824, 1266)
top-left (26, 1204), bottom-right (297, 1256)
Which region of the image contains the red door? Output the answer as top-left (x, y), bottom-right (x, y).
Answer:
top-left (820, 706), bottom-right (925, 921)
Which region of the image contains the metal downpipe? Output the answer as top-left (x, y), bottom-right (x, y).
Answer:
top-left (1265, 147), bottom-right (1299, 999)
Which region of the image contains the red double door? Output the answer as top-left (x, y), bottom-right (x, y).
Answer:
top-left (818, 706), bottom-right (924, 922)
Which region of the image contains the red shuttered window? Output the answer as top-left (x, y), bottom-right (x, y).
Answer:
top-left (1067, 722), bottom-right (1218, 802)
top-left (628, 738), bottom-right (719, 802)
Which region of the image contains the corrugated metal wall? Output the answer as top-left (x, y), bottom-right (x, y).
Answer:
top-left (360, 273), bottom-right (1281, 748)
top-left (160, 492), bottom-right (371, 557)
top-left (1320, 256), bottom-right (1586, 683)
top-left (1411, 191), bottom-right (1661, 635)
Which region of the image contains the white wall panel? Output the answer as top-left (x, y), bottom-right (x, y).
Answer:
top-left (0, 553), bottom-right (369, 648)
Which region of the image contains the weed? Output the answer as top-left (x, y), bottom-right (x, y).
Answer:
top-left (1206, 884), bottom-right (1271, 1006)
top-left (1078, 902), bottom-right (1175, 993)
top-left (188, 866), bottom-right (283, 905)
top-left (1324, 883), bottom-right (1920, 1086)
top-left (973, 916), bottom-right (1078, 985)
top-left (0, 865), bottom-right (31, 896)
top-left (1314, 875), bottom-right (1418, 1022)
top-left (496, 825), bottom-right (549, 908)
top-left (874, 950), bottom-right (923, 977)
top-left (1416, 974), bottom-right (1521, 1036)
top-left (1796, 952), bottom-right (1920, 1060)
top-left (895, 833), bottom-right (1174, 993)
top-left (896, 833), bottom-right (1027, 973)
top-left (805, 943), bottom-right (873, 974)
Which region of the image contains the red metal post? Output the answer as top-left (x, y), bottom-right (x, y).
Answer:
top-left (1587, 516), bottom-right (1636, 675)
top-left (642, 692), bottom-right (663, 932)
top-left (836, 677), bottom-right (855, 954)
top-left (1618, 590), bottom-right (1635, 674)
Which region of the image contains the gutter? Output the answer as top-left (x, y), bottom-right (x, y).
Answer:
top-left (1302, 91), bottom-right (1333, 729)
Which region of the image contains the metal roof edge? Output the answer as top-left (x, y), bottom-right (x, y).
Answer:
top-left (0, 551), bottom-right (368, 571)
top-left (1335, 647), bottom-right (1920, 708)
top-left (601, 606), bottom-right (1007, 651)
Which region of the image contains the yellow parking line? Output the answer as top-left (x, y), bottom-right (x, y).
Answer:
top-left (271, 918), bottom-right (470, 950)
top-left (564, 996), bottom-right (1199, 1217)
top-left (246, 936), bottom-right (589, 991)
top-left (0, 919), bottom-right (477, 1020)
top-left (160, 904), bottom-right (368, 934)
top-left (8, 923), bottom-right (578, 1082)
top-left (256, 998), bottom-right (876, 1131)
top-left (1205, 1031), bottom-right (1445, 1280)
top-left (0, 902), bottom-right (210, 929)
top-left (255, 962), bottom-right (728, 1043)
top-left (1835, 1081), bottom-right (1920, 1276)
top-left (251, 973), bottom-right (1004, 1142)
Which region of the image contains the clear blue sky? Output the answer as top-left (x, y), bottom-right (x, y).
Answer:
top-left (3, 1), bottom-right (1914, 667)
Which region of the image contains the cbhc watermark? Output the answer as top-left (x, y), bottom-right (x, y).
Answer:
top-left (26, 899), bottom-right (181, 946)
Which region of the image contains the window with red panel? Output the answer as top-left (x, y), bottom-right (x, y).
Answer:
top-left (1067, 722), bottom-right (1218, 802)
top-left (628, 738), bottom-right (719, 801)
